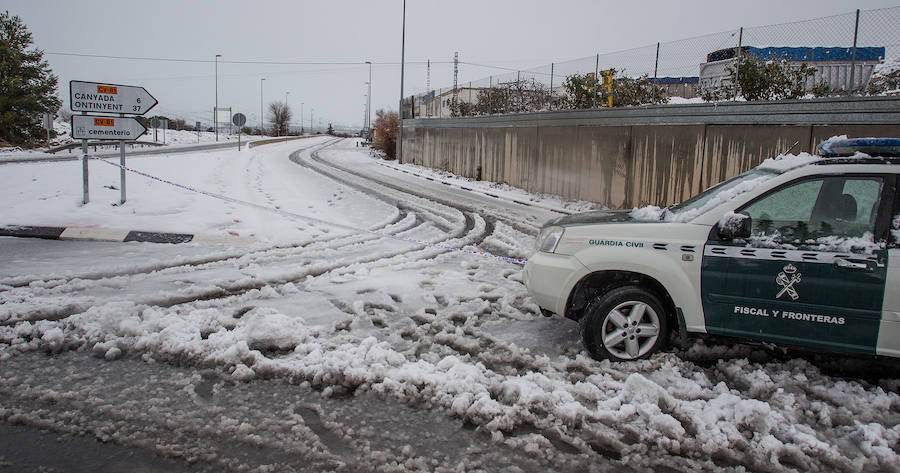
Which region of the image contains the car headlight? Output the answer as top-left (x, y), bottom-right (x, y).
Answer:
top-left (535, 226), bottom-right (564, 253)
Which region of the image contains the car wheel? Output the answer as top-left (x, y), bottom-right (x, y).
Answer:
top-left (580, 286), bottom-right (669, 361)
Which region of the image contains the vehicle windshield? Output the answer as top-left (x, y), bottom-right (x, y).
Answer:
top-left (666, 168), bottom-right (777, 219)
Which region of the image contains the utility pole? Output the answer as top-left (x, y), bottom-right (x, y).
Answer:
top-left (398, 0), bottom-right (406, 164)
top-left (300, 102), bottom-right (304, 134)
top-left (366, 61), bottom-right (372, 131)
top-left (260, 78), bottom-right (265, 135)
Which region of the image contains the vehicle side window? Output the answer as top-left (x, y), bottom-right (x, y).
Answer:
top-left (741, 176), bottom-right (883, 243)
top-left (893, 213), bottom-right (900, 247)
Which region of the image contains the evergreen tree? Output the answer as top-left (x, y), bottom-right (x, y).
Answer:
top-left (0, 11), bottom-right (61, 145)
top-left (327, 123), bottom-right (334, 135)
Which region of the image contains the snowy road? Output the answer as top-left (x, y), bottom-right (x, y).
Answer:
top-left (0, 139), bottom-right (898, 472)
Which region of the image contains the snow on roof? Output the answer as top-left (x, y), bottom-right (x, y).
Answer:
top-left (756, 151), bottom-right (821, 173)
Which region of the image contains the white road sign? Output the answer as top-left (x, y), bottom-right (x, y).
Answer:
top-left (71, 115), bottom-right (147, 140)
top-left (70, 80), bottom-right (158, 115)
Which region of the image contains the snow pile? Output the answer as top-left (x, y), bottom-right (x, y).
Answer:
top-left (874, 56), bottom-right (900, 76)
top-left (757, 151), bottom-right (820, 172)
top-left (4, 295), bottom-right (898, 472)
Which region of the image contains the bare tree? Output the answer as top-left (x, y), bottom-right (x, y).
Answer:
top-left (372, 109), bottom-right (398, 159)
top-left (268, 101), bottom-right (292, 136)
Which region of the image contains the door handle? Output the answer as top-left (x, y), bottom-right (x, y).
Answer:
top-left (834, 258), bottom-right (869, 271)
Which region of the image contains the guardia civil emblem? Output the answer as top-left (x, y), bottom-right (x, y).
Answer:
top-left (776, 264), bottom-right (801, 300)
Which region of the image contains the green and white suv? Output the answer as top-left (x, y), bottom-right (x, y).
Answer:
top-left (524, 137), bottom-right (900, 361)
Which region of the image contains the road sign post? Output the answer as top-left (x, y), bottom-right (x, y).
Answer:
top-left (232, 113), bottom-right (247, 151)
top-left (70, 80), bottom-right (156, 205)
top-left (81, 129), bottom-right (89, 205)
top-left (119, 115), bottom-right (126, 205)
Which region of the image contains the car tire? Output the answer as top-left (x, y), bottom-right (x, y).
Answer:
top-left (579, 285), bottom-right (669, 361)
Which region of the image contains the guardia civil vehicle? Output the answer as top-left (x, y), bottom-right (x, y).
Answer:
top-left (524, 137), bottom-right (900, 361)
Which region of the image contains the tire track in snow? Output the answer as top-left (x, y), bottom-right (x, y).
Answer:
top-left (0, 138), bottom-right (496, 324)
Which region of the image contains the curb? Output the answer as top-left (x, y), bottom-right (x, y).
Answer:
top-left (372, 160), bottom-right (576, 216)
top-left (0, 225), bottom-right (251, 245)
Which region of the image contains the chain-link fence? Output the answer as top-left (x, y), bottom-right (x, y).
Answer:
top-left (404, 7), bottom-right (900, 119)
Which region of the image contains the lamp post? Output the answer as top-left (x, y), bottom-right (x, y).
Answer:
top-left (364, 82), bottom-right (370, 130)
top-left (260, 78), bottom-right (265, 135)
top-left (365, 60), bottom-right (372, 130)
top-left (215, 54), bottom-right (222, 142)
top-left (285, 91), bottom-right (290, 137)
top-left (300, 102), bottom-right (304, 135)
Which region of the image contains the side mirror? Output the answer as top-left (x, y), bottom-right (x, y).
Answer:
top-left (718, 212), bottom-right (751, 241)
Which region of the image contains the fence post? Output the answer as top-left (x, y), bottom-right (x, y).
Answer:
top-left (733, 27), bottom-right (743, 100)
top-left (516, 71), bottom-right (520, 112)
top-left (653, 42), bottom-right (660, 103)
top-left (549, 63), bottom-right (554, 110)
top-left (595, 54), bottom-right (600, 108)
top-left (489, 76), bottom-right (492, 115)
top-left (849, 8), bottom-right (860, 94)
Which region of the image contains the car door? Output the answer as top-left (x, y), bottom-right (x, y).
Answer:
top-left (879, 174), bottom-right (900, 357)
top-left (700, 173), bottom-right (892, 355)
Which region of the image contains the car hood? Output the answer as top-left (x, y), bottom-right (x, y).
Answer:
top-left (547, 209), bottom-right (657, 227)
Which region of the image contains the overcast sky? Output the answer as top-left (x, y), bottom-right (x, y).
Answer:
top-left (7, 0), bottom-right (900, 130)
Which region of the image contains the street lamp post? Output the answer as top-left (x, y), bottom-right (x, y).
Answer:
top-left (260, 78), bottom-right (265, 135)
top-left (365, 61), bottom-right (372, 131)
top-left (285, 91), bottom-right (290, 138)
top-left (300, 102), bottom-right (304, 135)
top-left (215, 54), bottom-right (222, 142)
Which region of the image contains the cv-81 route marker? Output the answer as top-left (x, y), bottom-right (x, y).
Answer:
top-left (70, 80), bottom-right (158, 205)
top-left (70, 80), bottom-right (157, 115)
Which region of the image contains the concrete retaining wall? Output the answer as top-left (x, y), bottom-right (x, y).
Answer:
top-left (400, 97), bottom-right (900, 208)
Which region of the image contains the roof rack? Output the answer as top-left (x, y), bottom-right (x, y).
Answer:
top-left (814, 157), bottom-right (900, 166)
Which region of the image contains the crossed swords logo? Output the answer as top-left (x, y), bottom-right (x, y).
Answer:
top-left (776, 264), bottom-right (801, 300)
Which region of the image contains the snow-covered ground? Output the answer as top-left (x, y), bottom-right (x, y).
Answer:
top-left (0, 138), bottom-right (897, 472)
top-left (0, 120), bottom-right (273, 163)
